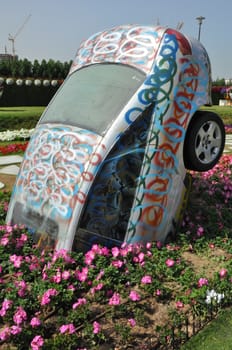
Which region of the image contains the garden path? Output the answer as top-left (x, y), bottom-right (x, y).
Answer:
top-left (225, 134), bottom-right (232, 153)
top-left (0, 155), bottom-right (21, 190)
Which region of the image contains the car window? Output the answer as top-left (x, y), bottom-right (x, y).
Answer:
top-left (39, 64), bottom-right (145, 135)
top-left (73, 104), bottom-right (154, 250)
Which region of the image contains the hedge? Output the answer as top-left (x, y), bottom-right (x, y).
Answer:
top-left (0, 84), bottom-right (59, 107)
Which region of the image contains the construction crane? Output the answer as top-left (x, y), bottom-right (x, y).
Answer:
top-left (8, 14), bottom-right (31, 57)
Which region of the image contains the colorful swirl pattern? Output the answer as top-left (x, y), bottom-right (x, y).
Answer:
top-left (70, 25), bottom-right (165, 74)
top-left (126, 30), bottom-right (210, 242)
top-left (14, 125), bottom-right (102, 221)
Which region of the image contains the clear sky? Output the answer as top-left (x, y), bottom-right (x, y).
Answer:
top-left (0, 0), bottom-right (230, 80)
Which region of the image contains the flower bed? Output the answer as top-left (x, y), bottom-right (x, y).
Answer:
top-left (0, 128), bottom-right (34, 142)
top-left (0, 152), bottom-right (231, 349)
top-left (0, 142), bottom-right (28, 155)
top-left (0, 129), bottom-right (31, 155)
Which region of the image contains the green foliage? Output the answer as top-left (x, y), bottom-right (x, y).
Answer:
top-left (180, 308), bottom-right (232, 350)
top-left (0, 58), bottom-right (72, 107)
top-left (200, 105), bottom-right (232, 125)
top-left (0, 84), bottom-right (59, 107)
top-left (0, 106), bottom-right (44, 130)
top-left (0, 58), bottom-right (72, 80)
top-left (212, 78), bottom-right (226, 86)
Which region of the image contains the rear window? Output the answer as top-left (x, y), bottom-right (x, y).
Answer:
top-left (40, 64), bottom-right (145, 135)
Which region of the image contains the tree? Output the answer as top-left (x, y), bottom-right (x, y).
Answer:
top-left (212, 78), bottom-right (225, 86)
top-left (32, 59), bottom-right (40, 77)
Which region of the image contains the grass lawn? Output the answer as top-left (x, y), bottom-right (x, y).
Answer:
top-left (0, 106), bottom-right (45, 119)
top-left (180, 308), bottom-right (232, 350)
top-left (200, 105), bottom-right (232, 125)
top-left (0, 106), bottom-right (45, 131)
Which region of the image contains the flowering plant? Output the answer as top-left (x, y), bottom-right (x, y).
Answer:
top-left (0, 146), bottom-right (231, 348)
top-left (0, 142), bottom-right (28, 155)
top-left (0, 128), bottom-right (34, 142)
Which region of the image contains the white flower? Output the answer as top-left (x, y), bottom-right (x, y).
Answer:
top-left (205, 289), bottom-right (225, 304)
top-left (0, 128), bottom-right (34, 141)
top-left (217, 293), bottom-right (224, 304)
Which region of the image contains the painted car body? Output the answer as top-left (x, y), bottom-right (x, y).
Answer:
top-left (6, 25), bottom-right (213, 251)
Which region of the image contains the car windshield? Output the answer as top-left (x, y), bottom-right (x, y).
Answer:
top-left (39, 64), bottom-right (145, 135)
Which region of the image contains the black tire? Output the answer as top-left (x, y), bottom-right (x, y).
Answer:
top-left (184, 111), bottom-right (225, 172)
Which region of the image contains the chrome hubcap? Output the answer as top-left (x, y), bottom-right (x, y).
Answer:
top-left (195, 121), bottom-right (222, 164)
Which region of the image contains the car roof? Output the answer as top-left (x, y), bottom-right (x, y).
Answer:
top-left (70, 25), bottom-right (169, 74)
top-left (69, 24), bottom-right (212, 105)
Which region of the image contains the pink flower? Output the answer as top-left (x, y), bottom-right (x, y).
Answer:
top-left (99, 246), bottom-right (109, 256)
top-left (16, 233), bottom-right (28, 248)
top-left (0, 327), bottom-right (11, 341)
top-left (111, 246), bottom-right (120, 258)
top-left (41, 288), bottom-right (58, 305)
top-left (30, 317), bottom-right (41, 328)
top-left (138, 252), bottom-right (145, 263)
top-left (111, 260), bottom-right (123, 268)
top-left (209, 243), bottom-right (215, 249)
top-left (129, 290), bottom-right (141, 301)
top-left (52, 249), bottom-right (75, 264)
top-left (156, 241), bottom-right (163, 249)
top-left (13, 306), bottom-right (27, 325)
top-left (176, 301), bottom-right (184, 309)
top-left (60, 323), bottom-right (76, 334)
top-left (128, 318), bottom-right (136, 327)
top-left (10, 325), bottom-right (22, 335)
top-left (5, 225), bottom-right (13, 233)
top-left (198, 277), bottom-right (208, 288)
top-left (120, 244), bottom-right (132, 257)
top-left (197, 226), bottom-right (204, 237)
top-left (29, 262), bottom-right (39, 271)
top-left (72, 297), bottom-right (87, 309)
top-left (67, 284), bottom-right (75, 291)
top-left (109, 292), bottom-right (121, 305)
top-left (93, 321), bottom-right (101, 334)
top-left (165, 258), bottom-right (175, 267)
top-left (62, 270), bottom-right (70, 280)
top-left (76, 267), bottom-right (88, 282)
top-left (31, 335), bottom-right (44, 350)
top-left (141, 275), bottom-right (152, 284)
top-left (156, 289), bottom-right (161, 296)
top-left (15, 280), bottom-right (27, 297)
top-left (9, 254), bottom-right (23, 268)
top-left (84, 250), bottom-right (95, 265)
top-left (219, 268), bottom-right (227, 279)
top-left (0, 236), bottom-right (9, 246)
top-left (0, 299), bottom-right (12, 316)
top-left (52, 270), bottom-right (62, 283)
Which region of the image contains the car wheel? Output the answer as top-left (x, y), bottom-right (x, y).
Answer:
top-left (184, 111), bottom-right (225, 172)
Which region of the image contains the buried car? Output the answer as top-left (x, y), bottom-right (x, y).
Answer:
top-left (6, 24), bottom-right (225, 251)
